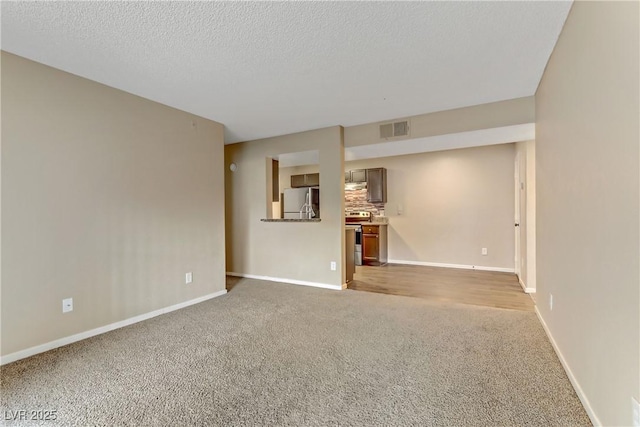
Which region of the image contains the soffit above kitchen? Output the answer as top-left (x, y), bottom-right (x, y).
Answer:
top-left (1, 1), bottom-right (571, 144)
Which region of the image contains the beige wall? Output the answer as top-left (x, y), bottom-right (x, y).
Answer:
top-left (536, 2), bottom-right (639, 426)
top-left (1, 52), bottom-right (226, 357)
top-left (346, 144), bottom-right (516, 270)
top-left (344, 96), bottom-right (534, 148)
top-left (225, 127), bottom-right (345, 287)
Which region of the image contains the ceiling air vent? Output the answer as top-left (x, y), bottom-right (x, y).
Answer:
top-left (379, 120), bottom-right (410, 139)
top-left (379, 123), bottom-right (393, 139)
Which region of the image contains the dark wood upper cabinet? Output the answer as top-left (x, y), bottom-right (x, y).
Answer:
top-left (305, 173), bottom-right (320, 187)
top-left (291, 174), bottom-right (306, 188)
top-left (366, 167), bottom-right (387, 203)
top-left (291, 173), bottom-right (320, 188)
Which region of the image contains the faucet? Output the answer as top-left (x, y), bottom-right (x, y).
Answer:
top-left (299, 192), bottom-right (315, 219)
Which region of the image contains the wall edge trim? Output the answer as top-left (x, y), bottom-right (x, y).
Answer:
top-left (534, 306), bottom-right (601, 426)
top-left (387, 259), bottom-right (515, 273)
top-left (0, 289), bottom-right (228, 366)
top-left (518, 276), bottom-right (536, 294)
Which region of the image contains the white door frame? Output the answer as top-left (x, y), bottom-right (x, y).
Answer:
top-left (524, 140), bottom-right (536, 293)
top-left (514, 153), bottom-right (521, 277)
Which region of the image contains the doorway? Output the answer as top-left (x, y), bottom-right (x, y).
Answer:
top-left (514, 141), bottom-right (536, 294)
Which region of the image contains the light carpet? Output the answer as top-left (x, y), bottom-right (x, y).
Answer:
top-left (1, 278), bottom-right (591, 426)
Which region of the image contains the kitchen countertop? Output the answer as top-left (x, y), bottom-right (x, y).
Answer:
top-left (261, 218), bottom-right (321, 222)
top-left (345, 222), bottom-right (388, 226)
top-left (371, 218), bottom-right (389, 224)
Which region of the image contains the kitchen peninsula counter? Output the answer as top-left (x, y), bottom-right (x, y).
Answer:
top-left (261, 218), bottom-right (321, 222)
top-left (344, 222), bottom-right (388, 226)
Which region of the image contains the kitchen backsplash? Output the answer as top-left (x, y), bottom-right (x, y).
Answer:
top-left (345, 188), bottom-right (385, 214)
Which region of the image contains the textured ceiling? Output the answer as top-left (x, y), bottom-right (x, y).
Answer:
top-left (1, 1), bottom-right (571, 143)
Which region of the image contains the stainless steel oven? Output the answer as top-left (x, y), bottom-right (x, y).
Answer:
top-left (345, 212), bottom-right (371, 266)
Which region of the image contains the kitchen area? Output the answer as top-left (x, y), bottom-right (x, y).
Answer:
top-left (344, 167), bottom-right (389, 283)
top-left (243, 134), bottom-right (531, 310)
top-left (269, 154), bottom-right (389, 286)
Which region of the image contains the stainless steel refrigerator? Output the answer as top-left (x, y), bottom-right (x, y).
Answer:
top-left (283, 187), bottom-right (320, 219)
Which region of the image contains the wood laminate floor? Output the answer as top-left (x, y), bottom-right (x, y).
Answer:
top-left (349, 264), bottom-right (535, 312)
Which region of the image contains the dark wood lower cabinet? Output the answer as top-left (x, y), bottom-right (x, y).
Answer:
top-left (363, 234), bottom-right (379, 262)
top-left (345, 228), bottom-right (355, 283)
top-left (362, 225), bottom-right (388, 266)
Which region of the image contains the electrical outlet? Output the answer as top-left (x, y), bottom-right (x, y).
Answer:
top-left (185, 272), bottom-right (193, 284)
top-left (632, 397), bottom-right (640, 427)
top-left (330, 261), bottom-right (337, 271)
top-left (481, 248), bottom-right (488, 256)
top-left (550, 294), bottom-right (553, 311)
top-left (62, 298), bottom-right (73, 313)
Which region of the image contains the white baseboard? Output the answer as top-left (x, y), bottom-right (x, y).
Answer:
top-left (534, 306), bottom-right (600, 426)
top-left (518, 276), bottom-right (536, 294)
top-left (0, 289), bottom-right (227, 366)
top-left (387, 259), bottom-right (515, 273)
top-left (227, 272), bottom-right (342, 291)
